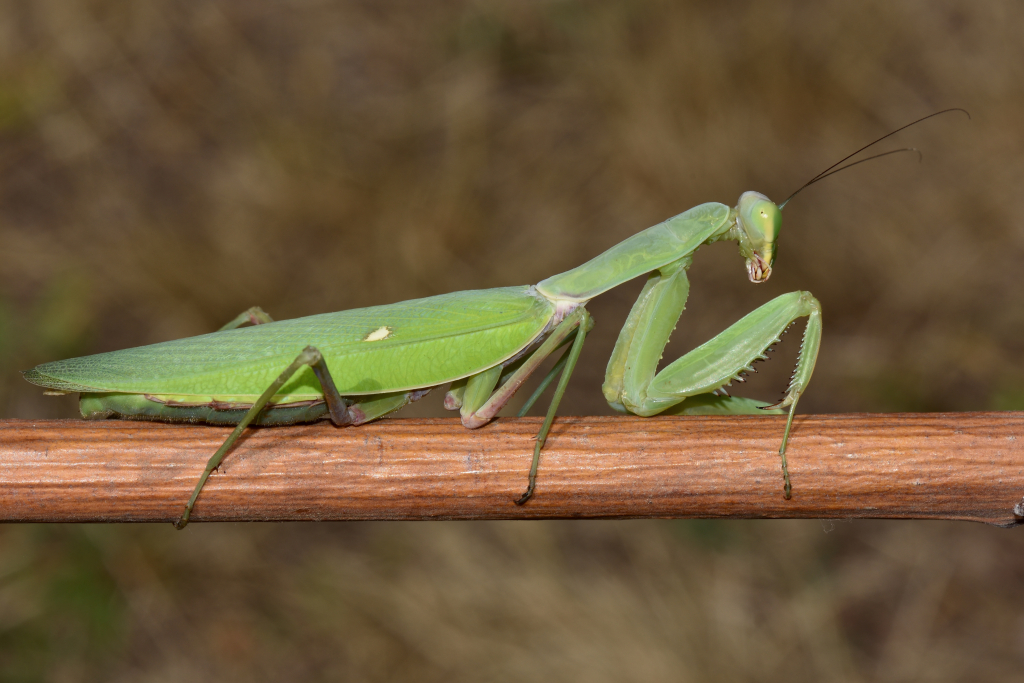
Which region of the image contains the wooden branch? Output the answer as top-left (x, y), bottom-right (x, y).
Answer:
top-left (1, 413), bottom-right (1022, 527)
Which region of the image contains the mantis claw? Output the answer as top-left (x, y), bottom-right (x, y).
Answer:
top-left (174, 506), bottom-right (190, 530)
top-left (761, 386), bottom-right (799, 411)
top-left (514, 485), bottom-right (534, 506)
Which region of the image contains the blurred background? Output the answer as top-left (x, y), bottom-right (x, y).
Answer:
top-left (1, 1), bottom-right (1023, 680)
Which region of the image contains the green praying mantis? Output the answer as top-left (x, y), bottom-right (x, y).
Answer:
top-left (23, 109), bottom-right (967, 529)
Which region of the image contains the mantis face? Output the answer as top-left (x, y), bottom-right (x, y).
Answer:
top-left (736, 191), bottom-right (781, 283)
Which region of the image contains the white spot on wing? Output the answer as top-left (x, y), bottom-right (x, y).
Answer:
top-left (363, 326), bottom-right (393, 342)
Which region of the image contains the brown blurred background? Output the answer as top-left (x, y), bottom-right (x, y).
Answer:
top-left (1, 1), bottom-right (1023, 680)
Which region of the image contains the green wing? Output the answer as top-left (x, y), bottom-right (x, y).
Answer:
top-left (24, 286), bottom-right (555, 401)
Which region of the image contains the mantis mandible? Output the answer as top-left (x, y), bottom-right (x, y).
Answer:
top-left (23, 110), bottom-right (966, 529)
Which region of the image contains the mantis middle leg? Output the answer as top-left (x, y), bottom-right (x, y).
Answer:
top-left (218, 306), bottom-right (275, 330)
top-left (603, 257), bottom-right (822, 497)
top-left (452, 307), bottom-right (592, 503)
top-left (175, 345), bottom-right (354, 528)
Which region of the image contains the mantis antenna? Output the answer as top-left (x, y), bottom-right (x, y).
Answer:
top-left (778, 108), bottom-right (970, 210)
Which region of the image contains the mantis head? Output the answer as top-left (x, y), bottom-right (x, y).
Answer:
top-left (736, 191), bottom-right (780, 284)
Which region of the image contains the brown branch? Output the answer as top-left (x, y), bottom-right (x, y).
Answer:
top-left (1, 413), bottom-right (1022, 527)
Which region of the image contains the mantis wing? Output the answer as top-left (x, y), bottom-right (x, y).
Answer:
top-left (24, 286), bottom-right (556, 402)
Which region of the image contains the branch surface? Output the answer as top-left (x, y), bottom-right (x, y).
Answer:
top-left (1, 413), bottom-right (1022, 526)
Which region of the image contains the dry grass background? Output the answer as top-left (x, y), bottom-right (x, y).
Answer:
top-left (1, 1), bottom-right (1023, 680)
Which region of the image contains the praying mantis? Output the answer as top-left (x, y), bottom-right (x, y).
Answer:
top-left (23, 110), bottom-right (966, 529)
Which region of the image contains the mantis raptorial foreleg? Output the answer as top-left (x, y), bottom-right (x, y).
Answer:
top-left (602, 256), bottom-right (692, 413)
top-left (603, 256), bottom-right (822, 497)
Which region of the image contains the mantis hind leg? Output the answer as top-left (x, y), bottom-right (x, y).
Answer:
top-left (173, 345), bottom-right (433, 529)
top-left (176, 345), bottom-right (352, 529)
top-left (603, 257), bottom-right (822, 497)
top-left (345, 388), bottom-right (433, 425)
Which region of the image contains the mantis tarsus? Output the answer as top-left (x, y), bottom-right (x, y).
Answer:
top-left (23, 109), bottom-right (967, 529)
